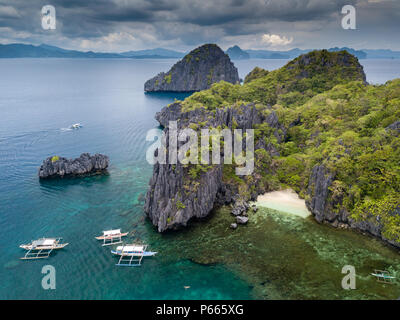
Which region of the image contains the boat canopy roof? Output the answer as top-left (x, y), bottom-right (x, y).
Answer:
top-left (117, 245), bottom-right (144, 252)
top-left (103, 229), bottom-right (121, 236)
top-left (32, 238), bottom-right (56, 246)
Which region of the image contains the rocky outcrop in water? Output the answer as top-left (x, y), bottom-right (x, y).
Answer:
top-left (38, 153), bottom-right (109, 179)
top-left (231, 198), bottom-right (249, 216)
top-left (236, 216), bottom-right (249, 224)
top-left (144, 44), bottom-right (239, 92)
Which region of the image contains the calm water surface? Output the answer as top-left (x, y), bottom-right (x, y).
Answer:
top-left (0, 58), bottom-right (398, 299)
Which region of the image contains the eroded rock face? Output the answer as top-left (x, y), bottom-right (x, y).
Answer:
top-left (306, 164), bottom-right (400, 249)
top-left (144, 162), bottom-right (222, 232)
top-left (144, 102), bottom-right (265, 232)
top-left (306, 165), bottom-right (335, 223)
top-left (38, 153), bottom-right (109, 179)
top-left (144, 44), bottom-right (239, 92)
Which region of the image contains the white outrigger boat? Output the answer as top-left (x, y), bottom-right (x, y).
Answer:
top-left (111, 244), bottom-right (157, 267)
top-left (95, 229), bottom-right (128, 246)
top-left (371, 270), bottom-right (396, 284)
top-left (20, 238), bottom-right (68, 260)
top-left (70, 123), bottom-right (82, 129)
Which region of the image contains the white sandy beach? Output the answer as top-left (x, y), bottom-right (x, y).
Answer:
top-left (255, 189), bottom-right (311, 218)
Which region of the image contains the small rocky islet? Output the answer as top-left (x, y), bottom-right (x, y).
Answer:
top-left (144, 44), bottom-right (239, 92)
top-left (144, 46), bottom-right (400, 250)
top-left (38, 153), bottom-right (109, 179)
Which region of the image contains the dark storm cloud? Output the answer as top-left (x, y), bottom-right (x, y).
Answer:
top-left (174, 0), bottom-right (358, 26)
top-left (0, 0), bottom-right (398, 51)
top-left (93, 8), bottom-right (154, 22)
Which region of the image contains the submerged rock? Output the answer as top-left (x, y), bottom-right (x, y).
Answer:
top-left (231, 198), bottom-right (249, 216)
top-left (38, 153), bottom-right (109, 179)
top-left (236, 216), bottom-right (249, 225)
top-left (144, 44), bottom-right (239, 92)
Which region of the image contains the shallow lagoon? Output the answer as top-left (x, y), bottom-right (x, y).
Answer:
top-left (159, 206), bottom-right (400, 299)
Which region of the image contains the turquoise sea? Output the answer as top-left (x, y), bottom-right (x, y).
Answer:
top-left (0, 58), bottom-right (399, 299)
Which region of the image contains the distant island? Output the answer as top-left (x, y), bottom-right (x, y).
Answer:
top-left (0, 43), bottom-right (184, 59)
top-left (226, 45), bottom-right (250, 60)
top-left (238, 46), bottom-right (368, 60)
top-left (1, 43), bottom-right (400, 59)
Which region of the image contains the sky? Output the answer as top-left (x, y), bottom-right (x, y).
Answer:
top-left (0, 0), bottom-right (399, 52)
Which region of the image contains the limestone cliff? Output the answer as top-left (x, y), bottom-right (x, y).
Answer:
top-left (144, 44), bottom-right (239, 92)
top-left (144, 49), bottom-right (400, 249)
top-left (144, 102), bottom-right (268, 232)
top-left (306, 164), bottom-right (400, 249)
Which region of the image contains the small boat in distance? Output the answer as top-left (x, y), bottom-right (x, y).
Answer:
top-left (95, 229), bottom-right (128, 246)
top-left (69, 123), bottom-right (82, 129)
top-left (20, 237), bottom-right (68, 260)
top-left (371, 270), bottom-right (396, 284)
top-left (111, 244), bottom-right (157, 267)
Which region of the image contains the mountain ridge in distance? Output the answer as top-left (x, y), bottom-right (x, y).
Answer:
top-left (1, 43), bottom-right (400, 59)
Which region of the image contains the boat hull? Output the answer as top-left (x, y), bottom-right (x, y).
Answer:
top-left (111, 250), bottom-right (157, 257)
top-left (95, 232), bottom-right (128, 240)
top-left (20, 243), bottom-right (69, 251)
top-left (371, 273), bottom-right (395, 279)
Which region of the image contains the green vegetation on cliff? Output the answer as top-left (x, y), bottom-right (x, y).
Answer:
top-left (176, 49), bottom-right (400, 243)
top-left (278, 80), bottom-right (400, 241)
top-left (182, 50), bottom-right (366, 111)
top-left (243, 66), bottom-right (269, 84)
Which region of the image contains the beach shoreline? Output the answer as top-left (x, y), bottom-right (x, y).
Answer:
top-left (254, 189), bottom-right (311, 218)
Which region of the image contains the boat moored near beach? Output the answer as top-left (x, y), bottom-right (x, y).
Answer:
top-left (20, 237), bottom-right (68, 260)
top-left (111, 244), bottom-right (157, 267)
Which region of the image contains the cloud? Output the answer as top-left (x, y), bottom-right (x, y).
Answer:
top-left (0, 0), bottom-right (398, 51)
top-left (80, 32), bottom-right (136, 50)
top-left (262, 34), bottom-right (293, 47)
top-left (0, 5), bottom-right (20, 18)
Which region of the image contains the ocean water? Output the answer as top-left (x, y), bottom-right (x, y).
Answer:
top-left (0, 58), bottom-right (399, 300)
